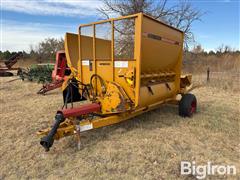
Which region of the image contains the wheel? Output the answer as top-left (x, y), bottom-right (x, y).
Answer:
top-left (179, 93), bottom-right (197, 117)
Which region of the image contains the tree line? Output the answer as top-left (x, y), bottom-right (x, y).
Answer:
top-left (190, 44), bottom-right (240, 56)
top-left (1, 37), bottom-right (239, 63)
top-left (0, 38), bottom-right (64, 63)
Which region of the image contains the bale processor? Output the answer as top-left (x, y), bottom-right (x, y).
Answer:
top-left (38, 13), bottom-right (197, 151)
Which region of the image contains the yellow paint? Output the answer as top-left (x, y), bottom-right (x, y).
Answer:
top-left (64, 13), bottom-right (183, 107)
top-left (38, 13), bottom-right (192, 140)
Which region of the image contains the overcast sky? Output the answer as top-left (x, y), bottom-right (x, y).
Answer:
top-left (1, 0), bottom-right (239, 52)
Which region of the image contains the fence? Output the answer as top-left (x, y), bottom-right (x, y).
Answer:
top-left (192, 69), bottom-right (240, 91)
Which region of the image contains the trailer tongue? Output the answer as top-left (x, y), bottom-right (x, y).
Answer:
top-left (40, 103), bottom-right (101, 151)
top-left (37, 13), bottom-right (197, 151)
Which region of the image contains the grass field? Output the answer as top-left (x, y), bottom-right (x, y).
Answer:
top-left (0, 75), bottom-right (239, 179)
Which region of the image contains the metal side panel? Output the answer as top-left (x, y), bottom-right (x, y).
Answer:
top-left (64, 33), bottom-right (79, 74)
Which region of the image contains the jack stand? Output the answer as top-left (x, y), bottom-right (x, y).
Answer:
top-left (74, 119), bottom-right (81, 150)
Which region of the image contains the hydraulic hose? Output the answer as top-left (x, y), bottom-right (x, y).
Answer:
top-left (90, 74), bottom-right (106, 100)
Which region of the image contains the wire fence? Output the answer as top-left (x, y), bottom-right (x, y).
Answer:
top-left (192, 70), bottom-right (240, 91)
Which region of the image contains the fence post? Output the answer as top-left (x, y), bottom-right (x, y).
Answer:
top-left (207, 67), bottom-right (210, 82)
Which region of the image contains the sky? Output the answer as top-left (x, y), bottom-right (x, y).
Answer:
top-left (0, 0), bottom-right (239, 52)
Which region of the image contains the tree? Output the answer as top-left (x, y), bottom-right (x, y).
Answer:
top-left (208, 50), bottom-right (215, 55)
top-left (30, 38), bottom-right (64, 63)
top-left (0, 50), bottom-right (11, 60)
top-left (216, 44), bottom-right (233, 55)
top-left (223, 45), bottom-right (232, 53)
top-left (98, 0), bottom-right (204, 47)
top-left (192, 44), bottom-right (204, 54)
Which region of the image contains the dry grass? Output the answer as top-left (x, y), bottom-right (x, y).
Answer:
top-left (183, 53), bottom-right (240, 73)
top-left (191, 72), bottom-right (240, 92)
top-left (0, 76), bottom-right (239, 179)
top-left (183, 52), bottom-right (240, 92)
top-left (13, 58), bottom-right (54, 68)
top-left (13, 58), bottom-right (39, 68)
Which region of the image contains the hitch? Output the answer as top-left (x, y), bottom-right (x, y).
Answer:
top-left (39, 103), bottom-right (101, 151)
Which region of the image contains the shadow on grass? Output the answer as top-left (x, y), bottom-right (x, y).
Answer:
top-left (64, 104), bottom-right (183, 150)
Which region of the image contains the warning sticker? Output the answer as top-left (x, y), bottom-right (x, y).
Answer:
top-left (82, 60), bottom-right (89, 66)
top-left (80, 123), bottom-right (93, 132)
top-left (114, 61), bottom-right (128, 68)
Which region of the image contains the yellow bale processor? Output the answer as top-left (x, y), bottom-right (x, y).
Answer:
top-left (38, 13), bottom-right (197, 151)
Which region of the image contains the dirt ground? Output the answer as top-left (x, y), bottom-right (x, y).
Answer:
top-left (0, 76), bottom-right (239, 179)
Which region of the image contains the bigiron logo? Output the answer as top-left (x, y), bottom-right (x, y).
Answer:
top-left (180, 161), bottom-right (237, 179)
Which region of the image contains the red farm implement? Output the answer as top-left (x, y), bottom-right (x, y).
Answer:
top-left (37, 51), bottom-right (71, 95)
top-left (0, 52), bottom-right (22, 77)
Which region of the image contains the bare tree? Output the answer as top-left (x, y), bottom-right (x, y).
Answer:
top-left (192, 44), bottom-right (204, 54)
top-left (98, 0), bottom-right (204, 47)
top-left (216, 44), bottom-right (233, 54)
top-left (30, 38), bottom-right (64, 63)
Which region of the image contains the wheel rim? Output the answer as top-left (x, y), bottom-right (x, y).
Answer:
top-left (190, 101), bottom-right (196, 114)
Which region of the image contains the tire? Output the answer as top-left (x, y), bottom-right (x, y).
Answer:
top-left (0, 71), bottom-right (14, 77)
top-left (179, 93), bottom-right (197, 117)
